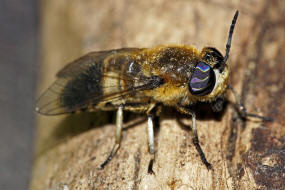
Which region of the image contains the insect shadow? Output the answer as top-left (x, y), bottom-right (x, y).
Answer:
top-left (123, 100), bottom-right (229, 137)
top-left (41, 100), bottom-right (228, 157)
top-left (52, 99), bottom-right (228, 138)
top-left (53, 111), bottom-right (113, 139)
top-left (50, 110), bottom-right (146, 145)
top-left (170, 101), bottom-right (228, 132)
top-left (37, 111), bottom-right (112, 154)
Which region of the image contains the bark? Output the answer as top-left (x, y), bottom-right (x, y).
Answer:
top-left (30, 0), bottom-right (285, 189)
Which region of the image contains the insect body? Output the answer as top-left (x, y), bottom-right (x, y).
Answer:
top-left (36, 45), bottom-right (228, 115)
top-left (36, 10), bottom-right (270, 171)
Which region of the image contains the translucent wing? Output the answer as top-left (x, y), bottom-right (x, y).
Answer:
top-left (56, 48), bottom-right (141, 78)
top-left (36, 48), bottom-right (162, 115)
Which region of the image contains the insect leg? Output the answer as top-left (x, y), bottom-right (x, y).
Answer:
top-left (190, 111), bottom-right (212, 169)
top-left (147, 114), bottom-right (155, 174)
top-left (228, 85), bottom-right (273, 122)
top-left (177, 106), bottom-right (212, 169)
top-left (98, 105), bottom-right (123, 169)
top-left (146, 104), bottom-right (161, 174)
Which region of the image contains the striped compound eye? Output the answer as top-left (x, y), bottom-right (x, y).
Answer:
top-left (188, 62), bottom-right (216, 96)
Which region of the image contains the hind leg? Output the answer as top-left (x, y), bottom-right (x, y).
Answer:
top-left (98, 105), bottom-right (123, 169)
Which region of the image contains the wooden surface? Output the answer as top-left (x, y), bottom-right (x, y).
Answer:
top-left (31, 0), bottom-right (285, 189)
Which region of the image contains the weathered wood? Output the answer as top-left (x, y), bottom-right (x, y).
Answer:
top-left (30, 0), bottom-right (285, 189)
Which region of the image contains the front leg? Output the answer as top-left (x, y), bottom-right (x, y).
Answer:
top-left (177, 106), bottom-right (212, 170)
top-left (228, 85), bottom-right (273, 122)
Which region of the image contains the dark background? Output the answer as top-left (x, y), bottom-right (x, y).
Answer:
top-left (0, 0), bottom-right (38, 189)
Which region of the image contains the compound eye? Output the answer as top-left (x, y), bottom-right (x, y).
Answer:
top-left (189, 62), bottom-right (215, 96)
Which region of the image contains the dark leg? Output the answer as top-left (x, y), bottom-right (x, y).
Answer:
top-left (228, 85), bottom-right (273, 122)
top-left (177, 106), bottom-right (212, 170)
top-left (190, 112), bottom-right (212, 169)
top-left (98, 106), bottom-right (123, 169)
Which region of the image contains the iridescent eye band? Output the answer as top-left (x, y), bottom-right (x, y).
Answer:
top-left (189, 62), bottom-right (215, 95)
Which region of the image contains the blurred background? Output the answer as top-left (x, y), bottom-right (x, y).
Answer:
top-left (0, 0), bottom-right (38, 189)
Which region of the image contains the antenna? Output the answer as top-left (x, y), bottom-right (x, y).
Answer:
top-left (220, 10), bottom-right (239, 71)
